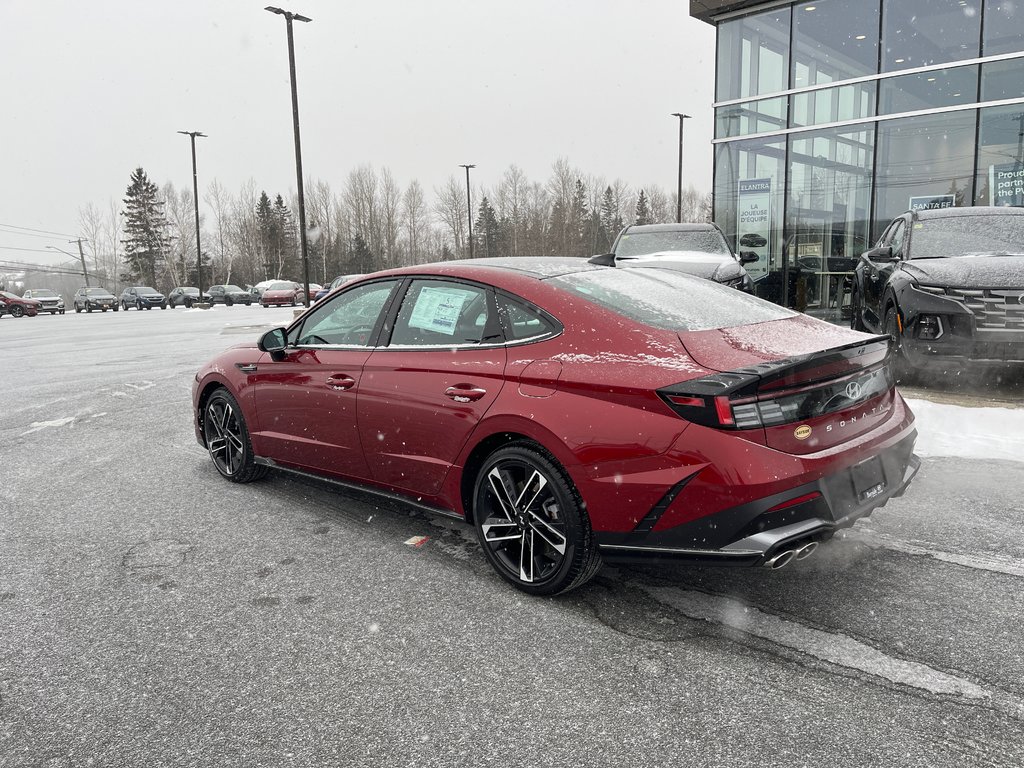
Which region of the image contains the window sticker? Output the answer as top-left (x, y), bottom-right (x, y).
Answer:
top-left (408, 286), bottom-right (471, 336)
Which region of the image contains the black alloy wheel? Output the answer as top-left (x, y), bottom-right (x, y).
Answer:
top-left (202, 389), bottom-right (268, 483)
top-left (473, 444), bottom-right (601, 596)
top-left (10, 305), bottom-right (24, 318)
top-left (225, 296), bottom-right (233, 306)
top-left (884, 305), bottom-right (913, 382)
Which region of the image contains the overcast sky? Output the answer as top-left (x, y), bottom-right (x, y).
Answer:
top-left (1, 0), bottom-right (716, 267)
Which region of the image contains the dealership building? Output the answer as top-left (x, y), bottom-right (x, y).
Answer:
top-left (691, 0), bottom-right (1024, 308)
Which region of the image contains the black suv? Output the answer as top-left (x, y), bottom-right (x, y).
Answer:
top-left (597, 223), bottom-right (757, 292)
top-left (206, 285), bottom-right (253, 306)
top-left (73, 287), bottom-right (119, 313)
top-left (120, 286), bottom-right (167, 310)
top-left (852, 206), bottom-right (1024, 374)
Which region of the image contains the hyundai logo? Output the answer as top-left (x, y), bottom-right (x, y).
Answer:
top-left (845, 381), bottom-right (864, 400)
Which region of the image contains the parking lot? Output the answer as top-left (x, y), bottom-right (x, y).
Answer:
top-left (2, 307), bottom-right (1023, 767)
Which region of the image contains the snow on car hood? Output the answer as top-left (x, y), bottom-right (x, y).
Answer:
top-left (903, 254), bottom-right (1024, 288)
top-left (615, 250), bottom-right (741, 281)
top-left (680, 313), bottom-right (874, 371)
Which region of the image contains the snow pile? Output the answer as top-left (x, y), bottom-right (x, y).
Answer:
top-left (905, 398), bottom-right (1024, 463)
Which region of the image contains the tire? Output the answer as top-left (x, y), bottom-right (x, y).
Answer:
top-left (185, 299), bottom-right (192, 309)
top-left (472, 443), bottom-right (601, 596)
top-left (10, 305), bottom-right (24, 318)
top-left (160, 303), bottom-right (167, 310)
top-left (884, 305), bottom-right (914, 383)
top-left (112, 305), bottom-right (118, 312)
top-left (75, 305), bottom-right (82, 314)
top-left (59, 310), bottom-right (65, 315)
top-left (87, 304), bottom-right (93, 313)
top-left (225, 297), bottom-right (233, 306)
top-left (202, 388), bottom-right (268, 483)
top-left (51, 311), bottom-right (57, 315)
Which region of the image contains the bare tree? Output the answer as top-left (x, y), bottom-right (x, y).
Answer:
top-left (379, 167), bottom-right (401, 267)
top-left (205, 179), bottom-right (233, 283)
top-left (495, 164), bottom-right (529, 257)
top-left (401, 179), bottom-right (429, 264)
top-left (433, 175), bottom-right (466, 257)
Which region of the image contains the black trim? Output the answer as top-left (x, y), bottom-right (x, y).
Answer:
top-left (633, 472), bottom-right (699, 533)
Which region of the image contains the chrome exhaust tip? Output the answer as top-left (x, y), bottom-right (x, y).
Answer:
top-left (795, 541), bottom-right (818, 560)
top-left (763, 549), bottom-right (796, 570)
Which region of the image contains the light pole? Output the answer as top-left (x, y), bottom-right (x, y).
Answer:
top-left (47, 244), bottom-right (89, 286)
top-left (266, 5), bottom-right (313, 307)
top-left (671, 113), bottom-right (692, 223)
top-left (177, 131), bottom-right (207, 305)
top-left (459, 164), bottom-right (475, 258)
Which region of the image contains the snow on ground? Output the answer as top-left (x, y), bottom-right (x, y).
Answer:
top-left (905, 397), bottom-right (1024, 463)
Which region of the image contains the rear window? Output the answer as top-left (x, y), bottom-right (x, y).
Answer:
top-left (615, 229), bottom-right (730, 257)
top-left (548, 268), bottom-right (796, 331)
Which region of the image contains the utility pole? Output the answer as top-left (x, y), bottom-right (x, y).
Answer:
top-left (266, 5), bottom-right (313, 307)
top-left (178, 131), bottom-right (207, 304)
top-left (671, 113), bottom-right (692, 223)
top-left (71, 238), bottom-right (90, 287)
top-left (460, 164), bottom-right (475, 258)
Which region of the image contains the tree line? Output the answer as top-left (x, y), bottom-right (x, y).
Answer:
top-left (76, 159), bottom-right (711, 291)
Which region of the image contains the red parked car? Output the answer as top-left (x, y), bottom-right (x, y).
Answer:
top-left (0, 291), bottom-right (41, 318)
top-left (193, 258), bottom-right (919, 595)
top-left (260, 281), bottom-right (305, 307)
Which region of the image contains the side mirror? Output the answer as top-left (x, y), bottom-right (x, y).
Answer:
top-left (865, 245), bottom-right (895, 263)
top-left (258, 328), bottom-right (288, 360)
top-left (588, 253), bottom-right (616, 267)
top-left (739, 251), bottom-right (759, 264)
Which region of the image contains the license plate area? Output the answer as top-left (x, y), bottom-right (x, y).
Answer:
top-left (851, 455), bottom-right (886, 502)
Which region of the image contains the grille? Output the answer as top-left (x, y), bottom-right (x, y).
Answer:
top-left (940, 287), bottom-right (1024, 330)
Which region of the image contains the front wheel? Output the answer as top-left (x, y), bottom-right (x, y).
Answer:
top-left (202, 389), bottom-right (268, 483)
top-left (473, 444), bottom-right (601, 596)
top-left (225, 297), bottom-right (233, 306)
top-left (10, 305), bottom-right (24, 318)
top-left (884, 306), bottom-right (914, 383)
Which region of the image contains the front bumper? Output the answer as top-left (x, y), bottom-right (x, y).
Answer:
top-left (596, 429), bottom-right (919, 566)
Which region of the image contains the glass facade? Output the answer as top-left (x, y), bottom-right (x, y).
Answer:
top-left (707, 0), bottom-right (1024, 309)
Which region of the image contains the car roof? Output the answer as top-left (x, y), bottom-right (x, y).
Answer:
top-left (375, 257), bottom-right (605, 281)
top-left (620, 223), bottom-right (718, 234)
top-left (913, 205), bottom-right (1024, 221)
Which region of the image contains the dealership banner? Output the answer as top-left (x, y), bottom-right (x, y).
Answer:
top-left (989, 163), bottom-right (1024, 207)
top-left (737, 177), bottom-right (771, 282)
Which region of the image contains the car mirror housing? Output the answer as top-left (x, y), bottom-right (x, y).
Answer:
top-left (866, 245), bottom-right (895, 262)
top-left (739, 251), bottom-right (760, 264)
top-left (258, 328), bottom-right (288, 359)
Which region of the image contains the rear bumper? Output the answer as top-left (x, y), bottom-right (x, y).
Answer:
top-left (596, 429), bottom-right (919, 566)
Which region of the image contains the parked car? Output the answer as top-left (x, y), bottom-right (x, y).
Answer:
top-left (207, 284), bottom-right (253, 306)
top-left (314, 274), bottom-right (365, 302)
top-left (249, 280), bottom-right (278, 301)
top-left (73, 286), bottom-right (119, 313)
top-left (852, 206), bottom-right (1024, 375)
top-left (168, 287), bottom-right (212, 308)
top-left (22, 289), bottom-right (65, 315)
top-left (259, 281), bottom-right (305, 307)
top-left (0, 291), bottom-right (41, 318)
top-left (193, 258), bottom-right (919, 596)
top-left (595, 223), bottom-right (757, 292)
top-left (120, 286), bottom-right (167, 310)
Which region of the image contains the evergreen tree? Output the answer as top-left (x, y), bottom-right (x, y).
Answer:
top-left (348, 233), bottom-right (374, 273)
top-left (474, 196), bottom-right (502, 259)
top-left (121, 167), bottom-right (170, 285)
top-left (634, 189), bottom-right (653, 225)
top-left (255, 191), bottom-right (274, 278)
top-left (599, 186), bottom-right (624, 250)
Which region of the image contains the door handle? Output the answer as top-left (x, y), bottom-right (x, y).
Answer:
top-left (445, 385), bottom-right (487, 402)
top-left (326, 374), bottom-right (356, 391)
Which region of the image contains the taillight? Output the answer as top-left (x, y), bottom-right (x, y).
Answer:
top-left (657, 363), bottom-right (892, 430)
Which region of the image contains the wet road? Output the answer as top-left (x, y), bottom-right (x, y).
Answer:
top-left (2, 306), bottom-right (1022, 767)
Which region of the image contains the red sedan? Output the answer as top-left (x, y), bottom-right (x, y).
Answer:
top-left (0, 291), bottom-right (41, 318)
top-left (260, 281), bottom-right (305, 307)
top-left (193, 258), bottom-right (919, 595)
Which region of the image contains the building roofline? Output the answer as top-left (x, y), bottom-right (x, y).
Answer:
top-left (690, 0), bottom-right (776, 24)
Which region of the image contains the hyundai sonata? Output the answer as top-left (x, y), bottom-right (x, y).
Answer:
top-left (193, 259), bottom-right (919, 595)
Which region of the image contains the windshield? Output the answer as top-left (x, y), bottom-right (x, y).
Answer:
top-left (616, 230), bottom-right (731, 258)
top-left (0, 291), bottom-right (18, 300)
top-left (182, 287), bottom-right (199, 294)
top-left (548, 268), bottom-right (794, 331)
top-left (224, 285), bottom-right (244, 292)
top-left (31, 289), bottom-right (57, 297)
top-left (911, 214), bottom-right (1024, 259)
top-left (87, 288), bottom-right (111, 296)
top-left (137, 286), bottom-right (157, 293)
top-left (269, 282), bottom-right (294, 290)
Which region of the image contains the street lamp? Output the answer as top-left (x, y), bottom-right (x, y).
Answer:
top-left (671, 113), bottom-right (692, 223)
top-left (177, 130), bottom-right (207, 305)
top-left (459, 164), bottom-right (475, 258)
top-left (47, 244), bottom-right (89, 286)
top-left (265, 5), bottom-right (313, 307)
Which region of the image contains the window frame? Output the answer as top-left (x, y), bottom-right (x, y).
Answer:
top-left (287, 278), bottom-right (402, 350)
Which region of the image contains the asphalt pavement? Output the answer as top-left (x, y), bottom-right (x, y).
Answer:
top-left (1, 305), bottom-right (1022, 767)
